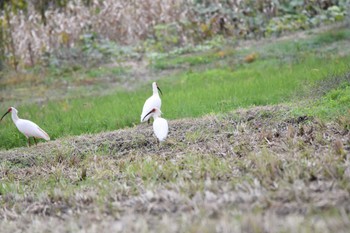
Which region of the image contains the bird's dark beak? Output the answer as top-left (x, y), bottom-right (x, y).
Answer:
top-left (0, 110), bottom-right (10, 121)
top-left (142, 109), bottom-right (153, 122)
top-left (157, 86), bottom-right (163, 95)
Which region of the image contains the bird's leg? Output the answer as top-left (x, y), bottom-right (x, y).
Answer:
top-left (34, 138), bottom-right (37, 146)
top-left (27, 137), bottom-right (31, 147)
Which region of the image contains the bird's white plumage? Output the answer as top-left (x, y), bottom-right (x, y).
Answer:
top-left (141, 82), bottom-right (161, 122)
top-left (3, 107), bottom-right (50, 141)
top-left (153, 117), bottom-right (168, 141)
top-left (144, 107), bottom-right (168, 142)
top-left (16, 119), bottom-right (50, 140)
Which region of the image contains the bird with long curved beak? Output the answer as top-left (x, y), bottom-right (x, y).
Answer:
top-left (1, 107), bottom-right (50, 147)
top-left (143, 107), bottom-right (168, 144)
top-left (141, 82), bottom-right (162, 124)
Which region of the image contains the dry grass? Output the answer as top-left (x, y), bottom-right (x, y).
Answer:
top-left (1, 0), bottom-right (193, 66)
top-left (0, 105), bottom-right (349, 232)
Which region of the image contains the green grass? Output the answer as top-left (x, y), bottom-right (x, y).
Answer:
top-left (311, 28), bottom-right (350, 45)
top-left (1, 28), bottom-right (350, 150)
top-left (151, 28), bottom-right (350, 71)
top-left (0, 150), bottom-right (232, 200)
top-left (252, 28), bottom-right (350, 63)
top-left (151, 49), bottom-right (234, 70)
top-left (311, 83), bottom-right (350, 119)
top-left (295, 82), bottom-right (350, 129)
top-left (85, 66), bottom-right (128, 78)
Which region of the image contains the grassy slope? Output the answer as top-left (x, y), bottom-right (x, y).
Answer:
top-left (0, 26), bottom-right (349, 232)
top-left (0, 27), bottom-right (350, 149)
top-left (0, 103), bottom-right (349, 232)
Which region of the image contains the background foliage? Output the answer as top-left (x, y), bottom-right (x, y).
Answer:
top-left (0, 0), bottom-right (348, 69)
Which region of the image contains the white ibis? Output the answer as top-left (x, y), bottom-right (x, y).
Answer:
top-left (1, 107), bottom-right (50, 146)
top-left (140, 82), bottom-right (162, 123)
top-left (142, 107), bottom-right (168, 143)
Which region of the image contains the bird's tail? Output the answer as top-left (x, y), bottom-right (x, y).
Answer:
top-left (38, 127), bottom-right (50, 141)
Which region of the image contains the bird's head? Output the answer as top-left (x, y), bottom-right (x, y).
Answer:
top-left (1, 107), bottom-right (15, 121)
top-left (142, 107), bottom-right (161, 122)
top-left (153, 82), bottom-right (162, 95)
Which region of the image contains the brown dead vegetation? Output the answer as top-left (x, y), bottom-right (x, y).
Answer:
top-left (1, 0), bottom-right (194, 67)
top-left (0, 105), bottom-right (349, 232)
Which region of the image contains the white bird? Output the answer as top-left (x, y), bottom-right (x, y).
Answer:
top-left (142, 107), bottom-right (168, 143)
top-left (140, 82), bottom-right (162, 123)
top-left (1, 107), bottom-right (50, 146)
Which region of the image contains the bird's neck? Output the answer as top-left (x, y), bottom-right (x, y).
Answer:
top-left (11, 111), bottom-right (19, 123)
top-left (153, 90), bottom-right (159, 95)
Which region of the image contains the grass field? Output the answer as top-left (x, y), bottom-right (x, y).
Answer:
top-left (0, 27), bottom-right (350, 149)
top-left (0, 103), bottom-right (349, 232)
top-left (0, 25), bottom-right (349, 233)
